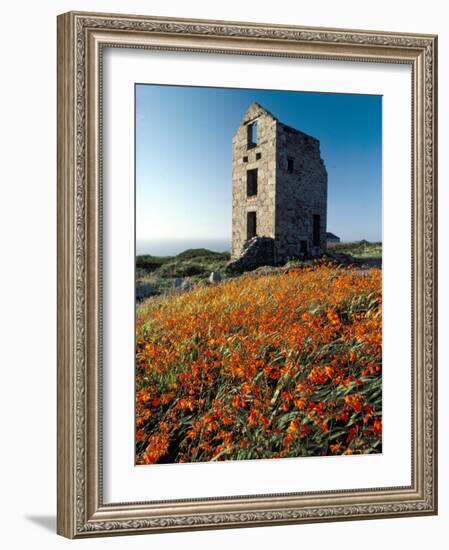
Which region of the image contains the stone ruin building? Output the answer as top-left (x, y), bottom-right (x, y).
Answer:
top-left (229, 102), bottom-right (327, 271)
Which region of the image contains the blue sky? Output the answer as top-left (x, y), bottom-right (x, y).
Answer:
top-left (136, 84), bottom-right (382, 253)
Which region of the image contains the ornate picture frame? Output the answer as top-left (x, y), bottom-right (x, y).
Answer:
top-left (57, 11), bottom-right (437, 538)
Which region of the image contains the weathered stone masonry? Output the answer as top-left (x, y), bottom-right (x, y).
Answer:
top-left (231, 102), bottom-right (328, 263)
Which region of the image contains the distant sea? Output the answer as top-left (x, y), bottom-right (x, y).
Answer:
top-left (136, 238), bottom-right (231, 257)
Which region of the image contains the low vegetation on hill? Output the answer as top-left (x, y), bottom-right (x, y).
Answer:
top-left (135, 241), bottom-right (382, 299)
top-left (327, 240), bottom-right (382, 262)
top-left (136, 262), bottom-right (382, 464)
top-left (136, 249), bottom-right (231, 297)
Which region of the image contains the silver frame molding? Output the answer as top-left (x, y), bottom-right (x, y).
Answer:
top-left (57, 11), bottom-right (438, 539)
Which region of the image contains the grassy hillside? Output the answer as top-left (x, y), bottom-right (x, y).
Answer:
top-left (136, 248), bottom-right (231, 298)
top-left (327, 240), bottom-right (382, 262)
top-left (136, 262), bottom-right (382, 464)
top-left (136, 241), bottom-right (382, 299)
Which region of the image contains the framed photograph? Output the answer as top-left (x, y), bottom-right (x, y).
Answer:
top-left (57, 11), bottom-right (438, 538)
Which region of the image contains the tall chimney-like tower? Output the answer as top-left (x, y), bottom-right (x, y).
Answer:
top-left (231, 102), bottom-right (327, 262)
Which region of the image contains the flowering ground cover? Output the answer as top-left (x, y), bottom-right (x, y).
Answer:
top-left (135, 262), bottom-right (382, 464)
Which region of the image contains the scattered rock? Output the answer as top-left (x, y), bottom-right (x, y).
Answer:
top-left (208, 271), bottom-right (222, 283)
top-left (136, 283), bottom-right (155, 300)
top-left (174, 278), bottom-right (183, 289)
top-left (173, 278), bottom-right (192, 292)
top-left (180, 280), bottom-right (192, 292)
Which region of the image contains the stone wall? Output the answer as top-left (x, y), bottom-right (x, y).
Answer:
top-left (231, 102), bottom-right (327, 264)
top-left (274, 123), bottom-right (327, 261)
top-left (231, 103), bottom-right (277, 259)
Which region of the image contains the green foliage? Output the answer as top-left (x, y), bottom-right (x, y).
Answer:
top-left (136, 254), bottom-right (171, 272)
top-left (136, 248), bottom-right (231, 298)
top-left (328, 240), bottom-right (382, 261)
top-left (176, 248), bottom-right (230, 261)
top-left (158, 262), bottom-right (206, 278)
top-left (136, 243), bottom-right (382, 301)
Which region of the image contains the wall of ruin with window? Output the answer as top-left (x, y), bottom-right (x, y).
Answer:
top-left (231, 102), bottom-right (327, 262)
top-left (231, 103), bottom-right (277, 259)
top-left (274, 123), bottom-right (328, 260)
